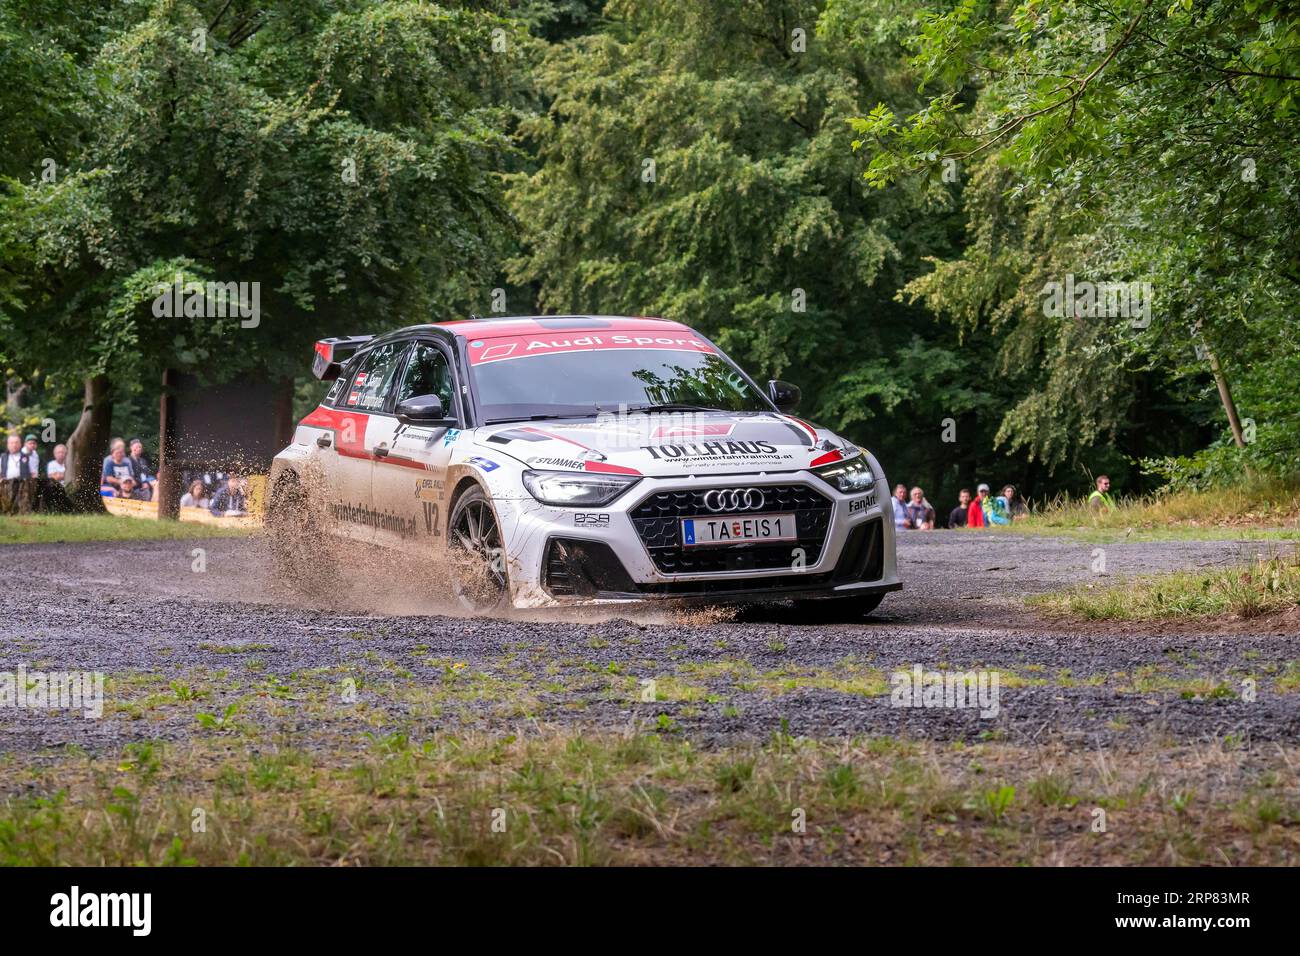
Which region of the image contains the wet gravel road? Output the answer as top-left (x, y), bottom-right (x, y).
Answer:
top-left (3, 531), bottom-right (1298, 754)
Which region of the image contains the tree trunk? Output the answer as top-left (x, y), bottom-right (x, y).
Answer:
top-left (65, 374), bottom-right (111, 512)
top-left (1205, 347), bottom-right (1247, 449)
top-left (5, 377), bottom-right (29, 416)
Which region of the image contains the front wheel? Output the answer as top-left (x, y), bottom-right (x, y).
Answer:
top-left (447, 486), bottom-right (509, 614)
top-left (266, 472), bottom-right (337, 594)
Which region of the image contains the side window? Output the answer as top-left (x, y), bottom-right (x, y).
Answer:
top-left (397, 342), bottom-right (455, 413)
top-left (343, 342), bottom-right (407, 411)
top-left (324, 370), bottom-right (348, 406)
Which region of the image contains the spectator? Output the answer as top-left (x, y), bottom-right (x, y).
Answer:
top-left (985, 488), bottom-right (1011, 525)
top-left (1002, 483), bottom-right (1029, 520)
top-left (891, 483), bottom-right (908, 531)
top-left (100, 439), bottom-right (138, 496)
top-left (46, 443), bottom-right (68, 483)
top-left (23, 435), bottom-right (40, 476)
top-left (905, 486), bottom-right (936, 530)
top-left (949, 489), bottom-right (972, 528)
top-left (967, 483), bottom-right (989, 528)
top-left (179, 479), bottom-right (210, 509)
top-left (117, 474), bottom-right (150, 501)
top-left (1088, 474), bottom-right (1116, 513)
top-left (2, 433), bottom-right (35, 479)
top-left (209, 475), bottom-right (248, 517)
top-left (128, 438), bottom-right (155, 501)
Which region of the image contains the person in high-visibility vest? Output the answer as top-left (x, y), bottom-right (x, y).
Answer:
top-left (1088, 475), bottom-right (1117, 512)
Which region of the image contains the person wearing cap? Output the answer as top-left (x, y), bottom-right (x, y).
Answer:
top-left (117, 474), bottom-right (150, 501)
top-left (967, 483), bottom-right (989, 527)
top-left (22, 435), bottom-right (39, 476)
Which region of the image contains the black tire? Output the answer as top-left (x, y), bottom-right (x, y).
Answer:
top-left (791, 592), bottom-right (885, 622)
top-left (447, 485), bottom-right (509, 614)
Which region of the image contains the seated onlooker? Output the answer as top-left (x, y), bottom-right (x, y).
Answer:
top-left (100, 439), bottom-right (137, 496)
top-left (128, 438), bottom-right (155, 501)
top-left (179, 479), bottom-right (210, 509)
top-left (905, 486), bottom-right (936, 530)
top-left (1002, 483), bottom-right (1029, 521)
top-left (2, 433), bottom-right (35, 480)
top-left (46, 443), bottom-right (68, 483)
top-left (949, 488), bottom-right (971, 528)
top-left (209, 475), bottom-right (248, 517)
top-left (117, 475), bottom-right (150, 501)
top-left (891, 483), bottom-right (908, 530)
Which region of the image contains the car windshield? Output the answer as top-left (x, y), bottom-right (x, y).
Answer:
top-left (471, 349), bottom-right (770, 423)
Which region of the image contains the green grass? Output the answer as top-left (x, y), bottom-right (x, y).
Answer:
top-left (2, 730), bottom-right (1297, 865)
top-left (1032, 552), bottom-right (1300, 621)
top-left (0, 513), bottom-right (252, 545)
top-left (1004, 477), bottom-right (1300, 543)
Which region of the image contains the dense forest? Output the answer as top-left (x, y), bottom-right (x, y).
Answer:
top-left (2, 0), bottom-right (1296, 505)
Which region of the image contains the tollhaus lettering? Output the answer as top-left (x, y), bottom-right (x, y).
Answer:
top-left (330, 501), bottom-right (417, 539)
top-left (642, 439), bottom-right (791, 464)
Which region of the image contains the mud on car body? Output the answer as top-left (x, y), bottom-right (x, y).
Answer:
top-left (269, 316), bottom-right (901, 615)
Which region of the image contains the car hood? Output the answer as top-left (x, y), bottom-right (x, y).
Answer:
top-left (473, 411), bottom-right (858, 478)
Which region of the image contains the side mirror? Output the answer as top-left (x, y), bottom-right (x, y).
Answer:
top-left (395, 394), bottom-right (456, 427)
top-left (767, 380), bottom-right (801, 413)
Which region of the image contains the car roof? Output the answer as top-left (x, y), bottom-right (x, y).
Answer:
top-left (376, 315), bottom-right (695, 343)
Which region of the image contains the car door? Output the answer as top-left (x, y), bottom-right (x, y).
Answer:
top-left (369, 339), bottom-right (462, 552)
top-left (330, 340), bottom-right (411, 543)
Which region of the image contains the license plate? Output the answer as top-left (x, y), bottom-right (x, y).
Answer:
top-left (681, 513), bottom-right (797, 547)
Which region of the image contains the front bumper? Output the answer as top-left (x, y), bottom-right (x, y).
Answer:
top-left (498, 471), bottom-right (900, 608)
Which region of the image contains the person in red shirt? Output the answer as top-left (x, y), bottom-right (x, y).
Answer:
top-left (967, 483), bottom-right (989, 527)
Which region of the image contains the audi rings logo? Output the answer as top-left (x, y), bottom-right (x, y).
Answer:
top-left (702, 488), bottom-right (766, 512)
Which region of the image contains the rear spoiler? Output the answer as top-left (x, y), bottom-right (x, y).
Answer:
top-left (312, 335), bottom-right (373, 380)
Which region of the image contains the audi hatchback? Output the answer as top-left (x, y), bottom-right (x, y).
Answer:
top-left (267, 315), bottom-right (900, 615)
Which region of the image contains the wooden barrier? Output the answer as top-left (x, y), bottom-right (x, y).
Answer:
top-left (101, 475), bottom-right (265, 528)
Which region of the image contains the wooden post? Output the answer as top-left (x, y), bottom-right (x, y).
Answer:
top-left (156, 368), bottom-right (182, 520)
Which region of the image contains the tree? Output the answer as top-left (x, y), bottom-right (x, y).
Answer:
top-left (0, 0), bottom-right (524, 503)
top-left (508, 0), bottom-right (1016, 498)
top-left (854, 0), bottom-right (1300, 482)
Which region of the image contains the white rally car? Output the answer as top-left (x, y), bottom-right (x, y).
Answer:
top-left (268, 316), bottom-right (900, 616)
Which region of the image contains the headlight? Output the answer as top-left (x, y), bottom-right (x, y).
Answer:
top-left (522, 470), bottom-right (641, 506)
top-left (814, 455), bottom-right (875, 493)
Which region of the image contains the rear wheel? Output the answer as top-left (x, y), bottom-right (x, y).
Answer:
top-left (447, 486), bottom-right (509, 614)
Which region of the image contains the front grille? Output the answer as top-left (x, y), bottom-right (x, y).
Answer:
top-left (630, 484), bottom-right (833, 574)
